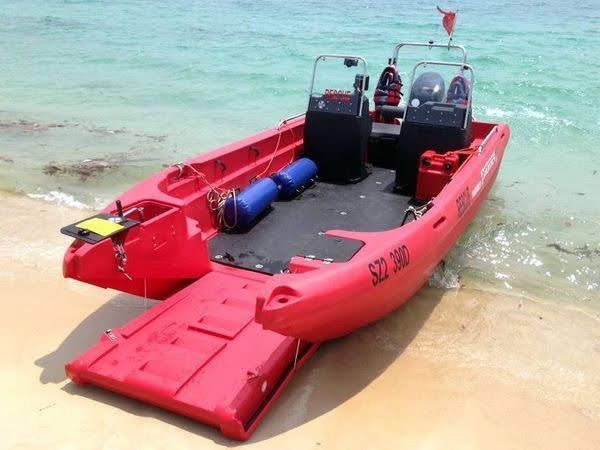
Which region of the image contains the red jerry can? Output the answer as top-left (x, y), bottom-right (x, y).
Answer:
top-left (415, 150), bottom-right (461, 201)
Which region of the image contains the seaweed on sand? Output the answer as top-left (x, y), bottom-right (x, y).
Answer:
top-left (43, 157), bottom-right (117, 181)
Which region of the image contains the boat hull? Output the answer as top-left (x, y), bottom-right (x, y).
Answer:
top-left (62, 116), bottom-right (509, 439)
top-left (256, 123), bottom-right (510, 341)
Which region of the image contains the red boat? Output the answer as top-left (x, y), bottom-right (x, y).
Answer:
top-left (61, 42), bottom-right (510, 440)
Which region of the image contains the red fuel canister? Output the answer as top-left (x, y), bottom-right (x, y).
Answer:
top-left (415, 150), bottom-right (461, 201)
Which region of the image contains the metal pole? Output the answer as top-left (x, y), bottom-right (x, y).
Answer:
top-left (392, 42), bottom-right (467, 65)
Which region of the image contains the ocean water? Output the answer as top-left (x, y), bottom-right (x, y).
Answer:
top-left (0, 0), bottom-right (598, 304)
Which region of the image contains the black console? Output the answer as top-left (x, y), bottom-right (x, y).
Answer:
top-left (304, 92), bottom-right (372, 183)
top-left (404, 102), bottom-right (468, 128)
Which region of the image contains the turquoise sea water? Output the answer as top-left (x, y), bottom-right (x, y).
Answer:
top-left (0, 1), bottom-right (599, 304)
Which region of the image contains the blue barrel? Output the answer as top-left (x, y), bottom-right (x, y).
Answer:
top-left (224, 177), bottom-right (278, 228)
top-left (272, 158), bottom-right (318, 199)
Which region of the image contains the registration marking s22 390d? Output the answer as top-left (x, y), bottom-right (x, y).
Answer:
top-left (369, 245), bottom-right (410, 287)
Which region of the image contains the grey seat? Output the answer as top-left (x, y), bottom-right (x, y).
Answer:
top-left (378, 104), bottom-right (405, 121)
top-left (371, 122), bottom-right (402, 140)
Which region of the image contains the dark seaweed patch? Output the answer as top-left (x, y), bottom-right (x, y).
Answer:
top-left (0, 119), bottom-right (75, 133)
top-left (547, 243), bottom-right (600, 259)
top-left (43, 158), bottom-right (116, 180)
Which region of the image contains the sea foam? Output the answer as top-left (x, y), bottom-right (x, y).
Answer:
top-left (27, 190), bottom-right (90, 210)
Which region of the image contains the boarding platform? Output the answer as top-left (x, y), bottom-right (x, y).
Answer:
top-left (66, 270), bottom-right (318, 440)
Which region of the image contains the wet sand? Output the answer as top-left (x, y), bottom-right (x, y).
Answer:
top-left (2, 192), bottom-right (600, 449)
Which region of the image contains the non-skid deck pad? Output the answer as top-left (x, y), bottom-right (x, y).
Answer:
top-left (210, 233), bottom-right (364, 274)
top-left (209, 167), bottom-right (412, 274)
top-left (66, 271), bottom-right (318, 440)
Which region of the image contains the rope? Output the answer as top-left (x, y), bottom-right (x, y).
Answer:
top-left (171, 117), bottom-right (297, 230)
top-left (209, 186), bottom-right (238, 230)
top-left (293, 338), bottom-right (302, 370)
top-left (401, 201), bottom-right (433, 225)
top-left (143, 278), bottom-right (149, 309)
top-left (171, 162), bottom-right (238, 230)
top-left (113, 238), bottom-right (132, 280)
top-left (255, 118), bottom-right (296, 179)
top-left (255, 124), bottom-right (284, 179)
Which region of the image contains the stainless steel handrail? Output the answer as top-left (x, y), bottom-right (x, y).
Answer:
top-left (403, 60), bottom-right (474, 130)
top-left (308, 54), bottom-right (368, 117)
top-left (392, 42), bottom-right (467, 65)
top-left (277, 112), bottom-right (305, 128)
top-left (477, 125), bottom-right (498, 155)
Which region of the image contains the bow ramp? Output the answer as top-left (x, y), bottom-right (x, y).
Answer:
top-left (66, 270), bottom-right (318, 441)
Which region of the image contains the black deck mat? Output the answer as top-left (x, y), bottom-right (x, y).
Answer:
top-left (209, 167), bottom-right (413, 274)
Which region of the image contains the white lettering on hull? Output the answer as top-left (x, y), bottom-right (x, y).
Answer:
top-left (471, 151), bottom-right (497, 199)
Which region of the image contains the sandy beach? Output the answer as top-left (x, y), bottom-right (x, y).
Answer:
top-left (1, 191), bottom-right (599, 449)
top-left (0, 0), bottom-right (598, 447)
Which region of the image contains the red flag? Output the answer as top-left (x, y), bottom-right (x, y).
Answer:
top-left (437, 6), bottom-right (457, 37)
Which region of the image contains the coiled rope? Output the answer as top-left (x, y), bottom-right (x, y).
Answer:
top-left (172, 117), bottom-right (297, 230)
top-left (171, 162), bottom-right (238, 230)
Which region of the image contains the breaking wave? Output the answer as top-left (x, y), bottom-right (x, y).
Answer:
top-left (27, 190), bottom-right (91, 210)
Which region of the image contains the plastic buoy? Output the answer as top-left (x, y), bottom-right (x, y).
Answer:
top-left (272, 158), bottom-right (318, 199)
top-left (224, 178), bottom-right (278, 228)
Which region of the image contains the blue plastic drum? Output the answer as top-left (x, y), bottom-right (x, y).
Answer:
top-left (224, 178), bottom-right (278, 228)
top-left (272, 158), bottom-right (318, 199)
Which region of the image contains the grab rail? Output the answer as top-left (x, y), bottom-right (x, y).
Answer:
top-left (392, 41), bottom-right (468, 65)
top-left (308, 54), bottom-right (369, 117)
top-left (477, 125), bottom-right (498, 155)
top-left (277, 112), bottom-right (305, 128)
top-left (404, 60), bottom-right (474, 129)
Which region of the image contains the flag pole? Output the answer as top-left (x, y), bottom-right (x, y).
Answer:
top-left (448, 10), bottom-right (458, 48)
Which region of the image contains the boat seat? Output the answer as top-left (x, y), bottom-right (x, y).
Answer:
top-left (378, 104), bottom-right (405, 121)
top-left (371, 122), bottom-right (402, 140)
top-left (368, 122), bottom-right (402, 169)
top-left (395, 102), bottom-right (472, 195)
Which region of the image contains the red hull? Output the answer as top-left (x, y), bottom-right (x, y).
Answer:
top-left (66, 269), bottom-right (318, 440)
top-left (64, 115), bottom-right (509, 439)
top-left (256, 122), bottom-right (510, 341)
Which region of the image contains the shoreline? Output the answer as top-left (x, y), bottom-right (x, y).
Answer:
top-left (2, 192), bottom-right (600, 448)
top-left (3, 185), bottom-right (595, 311)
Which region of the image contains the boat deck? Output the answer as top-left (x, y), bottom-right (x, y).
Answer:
top-left (209, 166), bottom-right (413, 274)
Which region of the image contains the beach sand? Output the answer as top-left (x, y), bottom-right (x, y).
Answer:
top-left (2, 192), bottom-right (600, 450)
